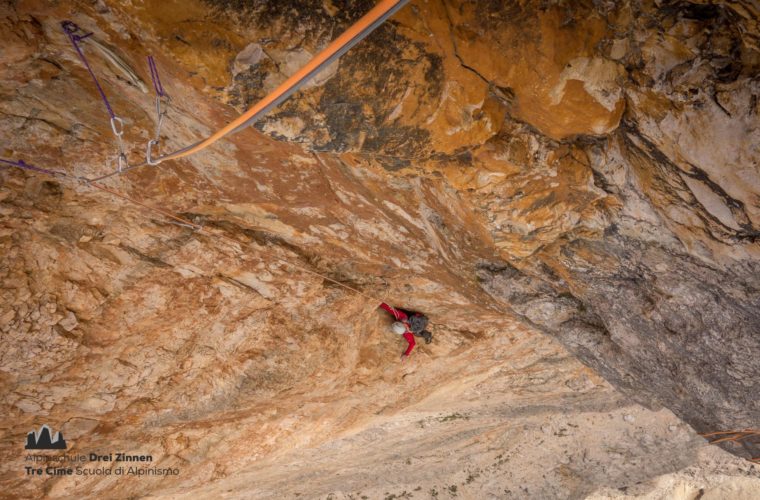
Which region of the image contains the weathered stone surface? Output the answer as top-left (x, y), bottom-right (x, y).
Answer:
top-left (0, 0), bottom-right (758, 498)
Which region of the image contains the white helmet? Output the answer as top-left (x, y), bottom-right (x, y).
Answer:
top-left (391, 322), bottom-right (406, 335)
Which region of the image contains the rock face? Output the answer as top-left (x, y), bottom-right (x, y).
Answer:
top-left (0, 0), bottom-right (759, 498)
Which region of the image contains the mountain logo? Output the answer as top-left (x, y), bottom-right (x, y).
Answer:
top-left (25, 425), bottom-right (67, 450)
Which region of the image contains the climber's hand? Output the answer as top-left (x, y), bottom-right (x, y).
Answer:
top-left (400, 354), bottom-right (408, 362)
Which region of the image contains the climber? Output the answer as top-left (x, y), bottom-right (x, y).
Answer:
top-left (379, 303), bottom-right (433, 361)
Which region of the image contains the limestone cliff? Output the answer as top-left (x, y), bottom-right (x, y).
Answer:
top-left (1, 0), bottom-right (758, 498)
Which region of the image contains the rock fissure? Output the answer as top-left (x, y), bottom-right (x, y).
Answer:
top-left (622, 123), bottom-right (757, 243)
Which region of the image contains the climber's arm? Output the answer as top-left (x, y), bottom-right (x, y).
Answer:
top-left (401, 332), bottom-right (416, 358)
top-left (379, 302), bottom-right (408, 321)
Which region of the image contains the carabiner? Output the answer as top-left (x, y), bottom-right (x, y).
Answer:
top-left (146, 139), bottom-right (161, 166)
top-left (110, 116), bottom-right (125, 137)
top-left (116, 153), bottom-right (127, 172)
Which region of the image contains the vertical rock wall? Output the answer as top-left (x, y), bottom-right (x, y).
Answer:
top-left (0, 0), bottom-right (759, 496)
top-left (212, 0), bottom-right (760, 461)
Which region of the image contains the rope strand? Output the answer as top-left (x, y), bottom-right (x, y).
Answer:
top-left (61, 20), bottom-right (129, 173)
top-left (16, 2), bottom-right (410, 297)
top-left (61, 21), bottom-right (115, 120)
top-left (63, 0), bottom-right (410, 184)
top-left (147, 55), bottom-right (166, 97)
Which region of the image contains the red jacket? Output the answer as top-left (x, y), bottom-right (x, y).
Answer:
top-left (379, 303), bottom-right (416, 356)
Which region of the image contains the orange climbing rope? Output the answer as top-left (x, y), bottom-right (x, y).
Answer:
top-left (5, 1), bottom-right (411, 303)
top-left (72, 0), bottom-right (409, 181)
top-left (153, 0), bottom-right (409, 165)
